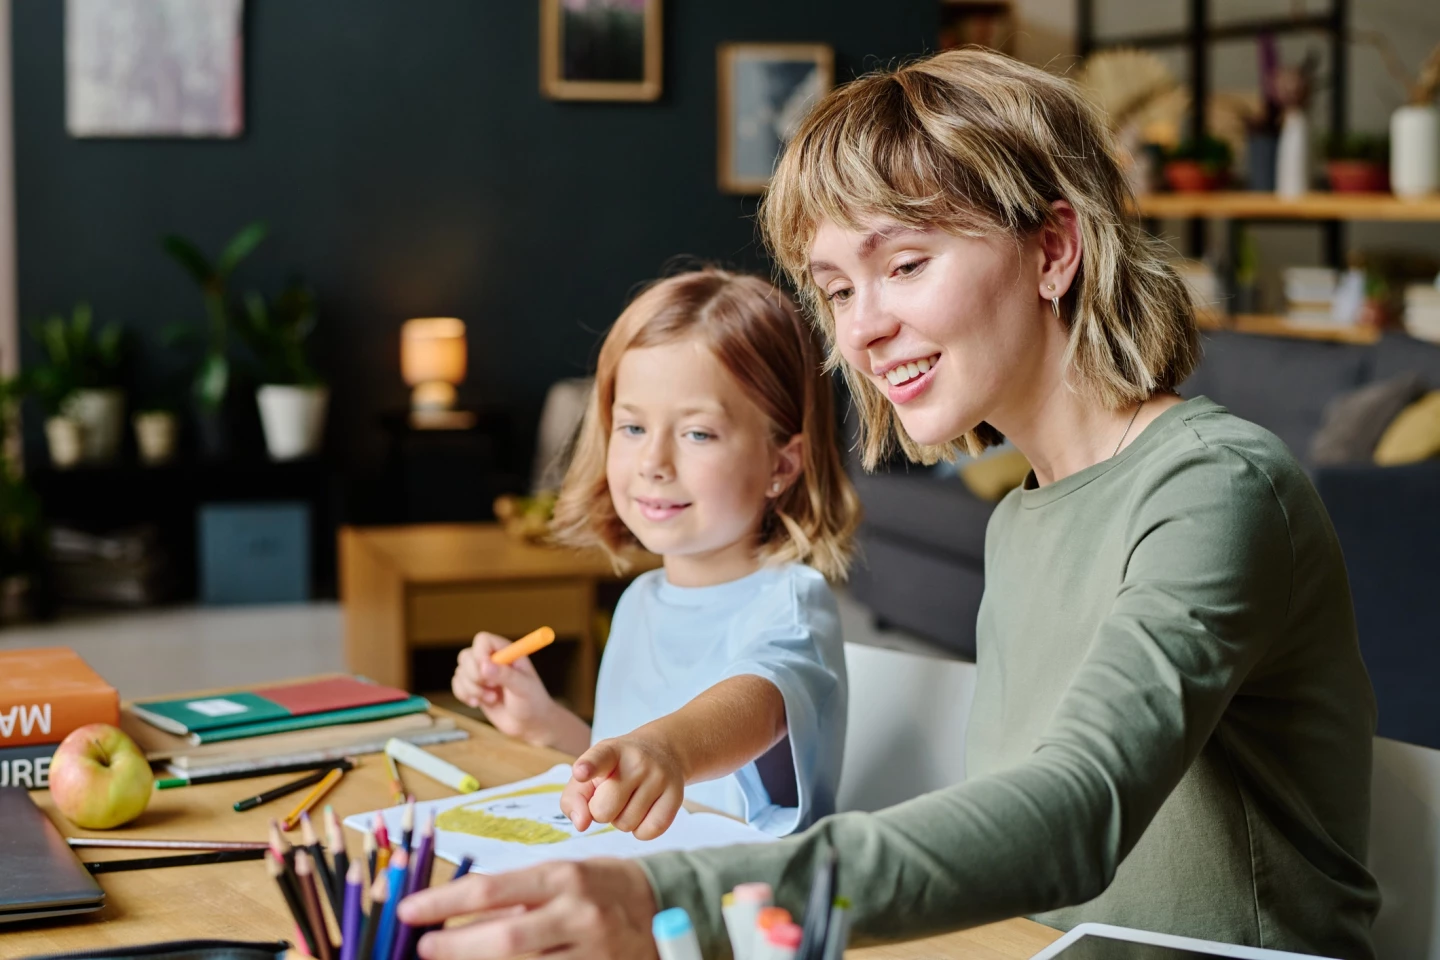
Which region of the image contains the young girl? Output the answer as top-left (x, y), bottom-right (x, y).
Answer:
top-left (451, 266), bottom-right (861, 839)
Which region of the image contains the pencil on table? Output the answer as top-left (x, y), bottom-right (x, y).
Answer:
top-left (326, 805), bottom-right (350, 913)
top-left (490, 625), bottom-right (555, 665)
top-left (234, 764), bottom-right (342, 813)
top-left (267, 849), bottom-right (318, 958)
top-left (282, 766), bottom-right (345, 832)
top-left (295, 850), bottom-right (336, 960)
top-left (385, 752), bottom-right (406, 806)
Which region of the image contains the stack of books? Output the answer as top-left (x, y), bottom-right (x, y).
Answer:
top-left (0, 648), bottom-right (120, 789)
top-left (123, 676), bottom-right (465, 779)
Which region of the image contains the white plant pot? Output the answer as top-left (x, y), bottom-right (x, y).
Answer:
top-left (45, 416), bottom-right (84, 469)
top-left (1275, 108), bottom-right (1311, 198)
top-left (133, 411), bottom-right (178, 466)
top-left (1391, 105), bottom-right (1439, 198)
top-left (257, 385), bottom-right (328, 461)
top-left (63, 388), bottom-right (124, 463)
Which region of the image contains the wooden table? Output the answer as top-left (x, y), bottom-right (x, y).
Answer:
top-left (3, 704), bottom-right (1060, 959)
top-left (340, 523), bottom-right (660, 717)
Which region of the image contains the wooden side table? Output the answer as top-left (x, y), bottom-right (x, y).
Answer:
top-left (339, 523), bottom-right (659, 717)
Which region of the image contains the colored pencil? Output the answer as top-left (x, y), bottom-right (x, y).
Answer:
top-left (363, 828), bottom-right (377, 887)
top-left (271, 819), bottom-right (297, 873)
top-left (157, 757), bottom-right (354, 791)
top-left (491, 625), bottom-right (555, 665)
top-left (234, 761), bottom-right (354, 812)
top-left (385, 752), bottom-right (406, 806)
top-left (359, 873), bottom-right (385, 960)
top-left (400, 797), bottom-right (415, 852)
top-left (388, 815), bottom-right (435, 960)
top-left (326, 806), bottom-right (350, 914)
top-left (374, 813), bottom-right (389, 855)
top-left (302, 812), bottom-right (338, 922)
top-left (296, 850), bottom-right (336, 960)
top-left (68, 837), bottom-right (269, 851)
top-left (268, 849), bottom-right (319, 958)
top-left (339, 860), bottom-right (364, 960)
top-left (84, 848), bottom-right (266, 873)
top-left (373, 849), bottom-right (408, 960)
top-left (282, 766), bottom-right (345, 831)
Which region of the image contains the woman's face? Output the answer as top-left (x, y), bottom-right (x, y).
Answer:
top-left (808, 217), bottom-right (1052, 447)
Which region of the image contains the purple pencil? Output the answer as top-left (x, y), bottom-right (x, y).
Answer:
top-left (338, 860), bottom-right (364, 960)
top-left (388, 814), bottom-right (436, 960)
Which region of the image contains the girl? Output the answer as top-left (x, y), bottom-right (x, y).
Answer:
top-left (406, 49), bottom-right (1380, 960)
top-left (451, 267), bottom-right (861, 840)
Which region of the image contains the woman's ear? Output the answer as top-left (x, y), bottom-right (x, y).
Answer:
top-left (768, 434), bottom-right (805, 498)
top-left (1038, 199), bottom-right (1083, 302)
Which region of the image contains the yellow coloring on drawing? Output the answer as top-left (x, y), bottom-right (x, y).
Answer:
top-left (435, 783), bottom-right (612, 845)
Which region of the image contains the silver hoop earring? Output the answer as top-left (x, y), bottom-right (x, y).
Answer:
top-left (1050, 296), bottom-right (1061, 318)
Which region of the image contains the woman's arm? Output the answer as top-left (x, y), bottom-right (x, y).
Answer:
top-left (561, 675), bottom-right (787, 837)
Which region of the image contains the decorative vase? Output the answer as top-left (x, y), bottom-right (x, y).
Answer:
top-left (44, 416), bottom-right (84, 469)
top-left (133, 411), bottom-right (178, 466)
top-left (1391, 105), bottom-right (1439, 198)
top-left (1275, 108), bottom-right (1310, 198)
top-left (256, 385), bottom-right (328, 461)
top-left (1246, 131), bottom-right (1279, 191)
top-left (63, 388), bottom-right (124, 463)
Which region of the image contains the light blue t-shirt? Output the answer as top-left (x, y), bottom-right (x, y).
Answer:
top-left (589, 563), bottom-right (847, 836)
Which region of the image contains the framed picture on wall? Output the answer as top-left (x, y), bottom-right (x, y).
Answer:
top-left (717, 43), bottom-right (834, 194)
top-left (540, 0), bottom-right (663, 102)
top-left (66, 0), bottom-right (245, 138)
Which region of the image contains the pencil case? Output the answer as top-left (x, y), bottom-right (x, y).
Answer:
top-left (28, 939), bottom-right (290, 960)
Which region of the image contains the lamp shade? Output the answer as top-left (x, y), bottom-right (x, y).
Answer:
top-left (401, 317), bottom-right (467, 387)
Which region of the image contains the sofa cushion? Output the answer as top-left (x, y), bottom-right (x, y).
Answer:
top-left (1181, 330), bottom-right (1370, 460)
top-left (1309, 372), bottom-right (1427, 465)
top-left (1375, 391), bottom-right (1440, 465)
top-left (850, 467), bottom-right (993, 566)
top-left (1371, 333), bottom-right (1440, 387)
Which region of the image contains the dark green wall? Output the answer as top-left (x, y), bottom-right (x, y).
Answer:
top-left (13, 1), bottom-right (936, 487)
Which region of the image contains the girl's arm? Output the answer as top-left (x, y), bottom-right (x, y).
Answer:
top-left (560, 675), bottom-right (787, 839)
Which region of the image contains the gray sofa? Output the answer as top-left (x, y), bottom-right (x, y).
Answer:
top-left (847, 330), bottom-right (1440, 750)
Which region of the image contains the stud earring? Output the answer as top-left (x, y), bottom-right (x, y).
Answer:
top-left (771, 481), bottom-right (782, 493)
top-left (1046, 282), bottom-right (1056, 291)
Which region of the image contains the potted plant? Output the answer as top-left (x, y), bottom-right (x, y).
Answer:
top-left (1325, 134), bottom-right (1390, 193)
top-left (162, 221), bottom-right (268, 458)
top-left (132, 398), bottom-right (180, 466)
top-left (1164, 136), bottom-right (1233, 192)
top-left (237, 280), bottom-right (328, 461)
top-left (28, 303), bottom-right (126, 464)
top-left (0, 375), bottom-right (45, 621)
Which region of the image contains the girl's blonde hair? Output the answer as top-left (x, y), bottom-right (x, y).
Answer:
top-left (760, 48), bottom-right (1200, 467)
top-left (551, 267), bottom-right (861, 581)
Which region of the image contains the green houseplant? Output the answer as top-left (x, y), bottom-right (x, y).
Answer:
top-left (28, 302), bottom-right (126, 466)
top-left (237, 280), bottom-right (328, 460)
top-left (1324, 134), bottom-right (1390, 193)
top-left (1164, 136), bottom-right (1233, 192)
top-left (162, 220), bottom-right (268, 458)
top-left (0, 374), bottom-right (45, 621)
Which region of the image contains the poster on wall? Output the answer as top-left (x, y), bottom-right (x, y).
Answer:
top-left (539, 0), bottom-right (662, 102)
top-left (66, 0), bottom-right (245, 138)
top-left (717, 43), bottom-right (834, 194)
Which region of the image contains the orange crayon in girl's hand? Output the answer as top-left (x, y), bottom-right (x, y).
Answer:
top-left (491, 626), bottom-right (555, 665)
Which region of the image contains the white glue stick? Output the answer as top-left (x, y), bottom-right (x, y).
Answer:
top-left (384, 737), bottom-right (480, 793)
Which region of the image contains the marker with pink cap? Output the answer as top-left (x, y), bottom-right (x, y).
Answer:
top-left (760, 920), bottom-right (803, 960)
top-left (728, 882), bottom-right (772, 960)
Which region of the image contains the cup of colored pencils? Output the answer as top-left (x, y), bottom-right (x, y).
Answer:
top-left (265, 799), bottom-right (471, 960)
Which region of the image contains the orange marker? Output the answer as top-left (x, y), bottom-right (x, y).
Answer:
top-left (491, 626), bottom-right (555, 666)
top-left (281, 767), bottom-right (345, 832)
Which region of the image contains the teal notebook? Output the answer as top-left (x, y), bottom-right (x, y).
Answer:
top-left (130, 676), bottom-right (420, 738)
top-left (189, 696), bottom-right (431, 745)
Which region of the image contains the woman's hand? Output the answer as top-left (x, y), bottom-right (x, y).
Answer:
top-left (562, 734), bottom-right (687, 840)
top-left (452, 632), bottom-right (559, 745)
top-left (398, 859), bottom-right (660, 960)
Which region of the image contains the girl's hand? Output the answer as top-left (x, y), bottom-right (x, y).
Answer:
top-left (453, 632), bottom-right (559, 745)
top-left (561, 734), bottom-right (687, 840)
top-left (398, 859), bottom-right (660, 960)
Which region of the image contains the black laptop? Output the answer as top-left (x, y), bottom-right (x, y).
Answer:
top-left (0, 787), bottom-right (105, 923)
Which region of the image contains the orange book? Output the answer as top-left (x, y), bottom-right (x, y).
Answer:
top-left (0, 648), bottom-right (119, 748)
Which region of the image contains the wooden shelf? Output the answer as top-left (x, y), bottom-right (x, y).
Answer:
top-left (1137, 192), bottom-right (1440, 222)
top-left (1196, 312), bottom-right (1382, 344)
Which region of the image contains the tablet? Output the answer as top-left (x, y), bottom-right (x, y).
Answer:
top-left (1030, 923), bottom-right (1340, 960)
top-left (0, 787), bottom-right (105, 923)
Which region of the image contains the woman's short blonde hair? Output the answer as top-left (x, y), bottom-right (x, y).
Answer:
top-left (550, 267), bottom-right (861, 581)
top-left (760, 48), bottom-right (1200, 467)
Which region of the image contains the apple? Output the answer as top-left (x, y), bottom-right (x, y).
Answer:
top-left (49, 723), bottom-right (153, 829)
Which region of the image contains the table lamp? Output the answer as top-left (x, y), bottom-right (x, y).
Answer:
top-left (401, 317), bottom-right (467, 412)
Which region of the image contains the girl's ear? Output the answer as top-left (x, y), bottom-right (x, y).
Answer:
top-left (768, 434), bottom-right (805, 498)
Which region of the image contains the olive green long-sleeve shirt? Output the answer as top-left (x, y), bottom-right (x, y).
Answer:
top-left (643, 397), bottom-right (1380, 959)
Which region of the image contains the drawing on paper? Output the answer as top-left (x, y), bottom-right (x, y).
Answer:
top-left (435, 783), bottom-right (612, 846)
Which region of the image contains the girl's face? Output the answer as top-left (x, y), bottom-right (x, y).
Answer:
top-left (808, 217), bottom-right (1055, 447)
top-left (606, 336), bottom-right (801, 588)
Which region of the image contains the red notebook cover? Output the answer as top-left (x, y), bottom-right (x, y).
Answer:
top-left (249, 677), bottom-right (410, 717)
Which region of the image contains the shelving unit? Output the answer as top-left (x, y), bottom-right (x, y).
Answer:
top-left (1195, 312), bottom-right (1381, 344)
top-left (1138, 192), bottom-right (1440, 222)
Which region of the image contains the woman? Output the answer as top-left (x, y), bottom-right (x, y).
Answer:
top-left (399, 49), bottom-right (1380, 960)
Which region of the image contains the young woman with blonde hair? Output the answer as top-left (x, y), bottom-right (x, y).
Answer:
top-left (407, 49), bottom-right (1379, 960)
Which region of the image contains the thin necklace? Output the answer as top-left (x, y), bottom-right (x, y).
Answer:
top-left (1113, 399), bottom-right (1145, 458)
